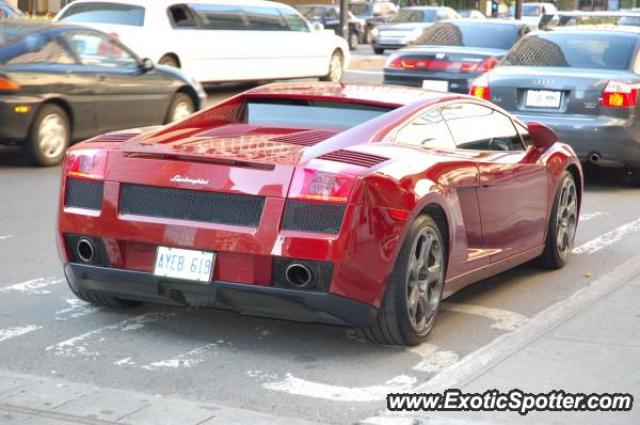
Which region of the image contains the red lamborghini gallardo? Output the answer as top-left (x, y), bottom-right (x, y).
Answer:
top-left (57, 83), bottom-right (582, 346)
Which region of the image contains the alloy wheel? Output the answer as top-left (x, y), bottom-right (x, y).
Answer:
top-left (556, 177), bottom-right (578, 261)
top-left (329, 53), bottom-right (343, 82)
top-left (171, 100), bottom-right (194, 122)
top-left (37, 113), bottom-right (67, 160)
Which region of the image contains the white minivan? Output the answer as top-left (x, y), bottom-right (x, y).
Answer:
top-left (54, 0), bottom-right (350, 83)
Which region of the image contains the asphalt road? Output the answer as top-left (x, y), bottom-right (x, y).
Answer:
top-left (1, 70), bottom-right (640, 424)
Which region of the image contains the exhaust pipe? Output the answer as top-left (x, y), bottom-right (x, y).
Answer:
top-left (76, 238), bottom-right (95, 263)
top-left (285, 264), bottom-right (314, 288)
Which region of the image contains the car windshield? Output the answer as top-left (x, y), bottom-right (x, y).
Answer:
top-left (246, 99), bottom-right (391, 129)
top-left (391, 9), bottom-right (436, 23)
top-left (349, 3), bottom-right (369, 16)
top-left (58, 2), bottom-right (145, 26)
top-left (504, 32), bottom-right (637, 70)
top-left (417, 22), bottom-right (519, 50)
top-left (510, 4), bottom-right (544, 16)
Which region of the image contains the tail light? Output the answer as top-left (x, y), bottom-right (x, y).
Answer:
top-left (65, 149), bottom-right (108, 180)
top-left (388, 56), bottom-right (498, 74)
top-left (288, 168), bottom-right (355, 203)
top-left (474, 56), bottom-right (498, 73)
top-left (601, 81), bottom-right (638, 108)
top-left (470, 75), bottom-right (491, 101)
top-left (0, 77), bottom-right (20, 91)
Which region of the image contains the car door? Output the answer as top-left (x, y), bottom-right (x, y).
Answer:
top-left (441, 102), bottom-right (548, 263)
top-left (278, 6), bottom-right (330, 78)
top-left (64, 30), bottom-right (171, 132)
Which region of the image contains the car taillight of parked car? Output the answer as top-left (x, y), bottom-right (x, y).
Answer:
top-left (601, 81), bottom-right (638, 108)
top-left (65, 149), bottom-right (108, 180)
top-left (469, 75), bottom-right (491, 101)
top-left (288, 168), bottom-right (355, 203)
top-left (388, 56), bottom-right (498, 74)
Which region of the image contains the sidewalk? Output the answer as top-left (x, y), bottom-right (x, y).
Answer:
top-left (362, 264), bottom-right (640, 425)
top-left (0, 371), bottom-right (326, 425)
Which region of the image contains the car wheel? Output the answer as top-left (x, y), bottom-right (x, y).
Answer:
top-left (362, 215), bottom-right (446, 346)
top-left (537, 171), bottom-right (578, 269)
top-left (25, 103), bottom-right (70, 166)
top-left (320, 50), bottom-right (344, 82)
top-left (349, 32), bottom-right (358, 50)
top-left (158, 54), bottom-right (179, 68)
top-left (373, 47), bottom-right (384, 55)
top-left (166, 92), bottom-right (195, 123)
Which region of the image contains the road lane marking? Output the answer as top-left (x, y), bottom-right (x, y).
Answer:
top-left (0, 277), bottom-right (63, 295)
top-left (573, 217), bottom-right (640, 255)
top-left (0, 235), bottom-right (14, 241)
top-left (441, 302), bottom-right (528, 331)
top-left (579, 211), bottom-right (607, 221)
top-left (345, 69), bottom-right (383, 75)
top-left (55, 298), bottom-right (102, 321)
top-left (140, 343), bottom-right (219, 370)
top-left (408, 343), bottom-right (459, 373)
top-left (0, 325), bottom-right (42, 342)
top-left (46, 312), bottom-right (174, 358)
top-left (263, 374), bottom-right (416, 402)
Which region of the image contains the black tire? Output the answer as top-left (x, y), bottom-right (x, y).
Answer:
top-left (362, 215), bottom-right (446, 346)
top-left (373, 47), bottom-right (384, 55)
top-left (320, 50), bottom-right (344, 82)
top-left (24, 103), bottom-right (70, 166)
top-left (68, 283), bottom-right (140, 309)
top-left (349, 32), bottom-right (358, 50)
top-left (158, 54), bottom-right (180, 68)
top-left (630, 167), bottom-right (640, 186)
top-left (165, 92), bottom-right (195, 124)
top-left (537, 171), bottom-right (578, 269)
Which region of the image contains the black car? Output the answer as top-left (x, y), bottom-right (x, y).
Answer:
top-left (384, 19), bottom-right (532, 93)
top-left (348, 1), bottom-right (397, 43)
top-left (0, 21), bottom-right (205, 166)
top-left (296, 4), bottom-right (365, 50)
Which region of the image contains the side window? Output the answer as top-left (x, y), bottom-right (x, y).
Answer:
top-left (190, 4), bottom-right (249, 30)
top-left (245, 6), bottom-right (288, 31)
top-left (394, 109), bottom-right (455, 150)
top-left (515, 123), bottom-right (533, 148)
top-left (66, 32), bottom-right (138, 68)
top-left (6, 33), bottom-right (75, 65)
top-left (279, 8), bottom-right (310, 32)
top-left (168, 5), bottom-right (197, 29)
top-left (442, 103), bottom-right (525, 151)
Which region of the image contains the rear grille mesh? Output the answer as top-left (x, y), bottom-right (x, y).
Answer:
top-left (120, 184), bottom-right (265, 227)
top-left (282, 200), bottom-right (346, 234)
top-left (65, 178), bottom-right (104, 210)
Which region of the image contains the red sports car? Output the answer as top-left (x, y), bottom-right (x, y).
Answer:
top-left (57, 83), bottom-right (582, 346)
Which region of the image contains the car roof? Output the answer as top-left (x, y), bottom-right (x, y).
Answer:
top-left (532, 25), bottom-right (640, 36)
top-left (66, 0), bottom-right (284, 8)
top-left (448, 18), bottom-right (526, 26)
top-left (244, 82), bottom-right (449, 108)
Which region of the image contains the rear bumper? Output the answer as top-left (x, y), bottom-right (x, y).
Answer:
top-left (383, 69), bottom-right (475, 94)
top-left (371, 40), bottom-right (406, 50)
top-left (64, 263), bottom-right (378, 327)
top-left (0, 97), bottom-right (39, 143)
top-left (515, 113), bottom-right (640, 167)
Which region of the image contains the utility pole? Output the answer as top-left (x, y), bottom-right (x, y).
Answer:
top-left (339, 0), bottom-right (349, 39)
top-left (515, 0), bottom-right (523, 19)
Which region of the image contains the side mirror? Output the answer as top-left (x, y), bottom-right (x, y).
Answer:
top-left (528, 122), bottom-right (557, 151)
top-left (312, 22), bottom-right (324, 31)
top-left (141, 57), bottom-right (154, 72)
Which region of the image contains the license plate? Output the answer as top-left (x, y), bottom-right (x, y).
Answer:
top-left (154, 247), bottom-right (215, 283)
top-left (525, 90), bottom-right (562, 108)
top-left (422, 80), bottom-right (449, 92)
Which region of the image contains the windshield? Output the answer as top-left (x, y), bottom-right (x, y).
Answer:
top-left (418, 22), bottom-right (519, 50)
top-left (349, 3), bottom-right (369, 16)
top-left (58, 2), bottom-right (145, 26)
top-left (504, 33), bottom-right (637, 70)
top-left (391, 9), bottom-right (436, 23)
top-left (246, 100), bottom-right (391, 129)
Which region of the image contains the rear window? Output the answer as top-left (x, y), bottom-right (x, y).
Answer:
top-left (504, 33), bottom-right (637, 70)
top-left (58, 2), bottom-right (145, 26)
top-left (246, 99), bottom-right (391, 129)
top-left (416, 22), bottom-right (520, 50)
top-left (391, 9), bottom-right (436, 23)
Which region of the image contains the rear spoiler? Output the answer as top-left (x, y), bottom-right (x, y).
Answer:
top-left (540, 10), bottom-right (640, 30)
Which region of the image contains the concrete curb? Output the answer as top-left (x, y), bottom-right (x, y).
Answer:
top-left (349, 55), bottom-right (385, 70)
top-left (0, 370), bottom-right (328, 425)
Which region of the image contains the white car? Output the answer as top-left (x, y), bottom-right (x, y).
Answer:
top-left (54, 0), bottom-right (350, 83)
top-left (508, 2), bottom-right (557, 26)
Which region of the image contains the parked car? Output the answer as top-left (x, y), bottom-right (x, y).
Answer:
top-left (58, 82), bottom-right (582, 346)
top-left (384, 20), bottom-right (532, 93)
top-left (458, 9), bottom-right (485, 19)
top-left (55, 0), bottom-right (350, 84)
top-left (371, 6), bottom-right (459, 54)
top-left (349, 0), bottom-right (398, 43)
top-left (509, 2), bottom-right (557, 26)
top-left (296, 3), bottom-right (365, 50)
top-left (0, 21), bottom-right (205, 166)
top-left (0, 1), bottom-right (23, 18)
top-left (470, 27), bottom-right (640, 183)
top-left (618, 9), bottom-right (640, 26)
